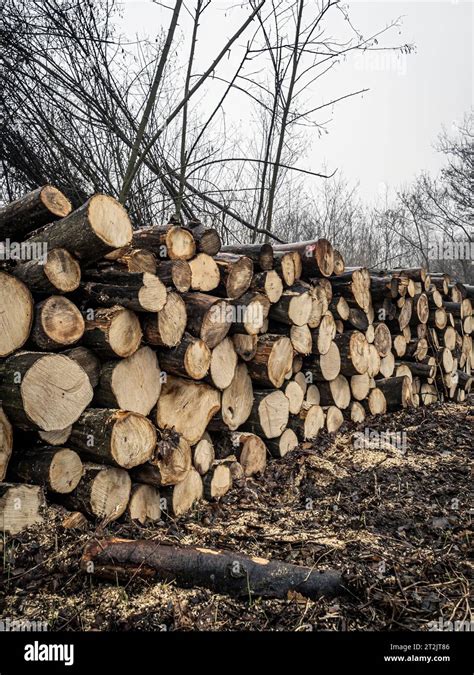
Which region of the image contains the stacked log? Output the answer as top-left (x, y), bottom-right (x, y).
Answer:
top-left (0, 186), bottom-right (472, 533)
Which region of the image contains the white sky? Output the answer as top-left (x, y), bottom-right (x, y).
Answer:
top-left (116, 0), bottom-right (473, 202)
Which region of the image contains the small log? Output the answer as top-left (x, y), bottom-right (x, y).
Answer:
top-left (232, 333), bottom-right (258, 361)
top-left (334, 331), bottom-right (369, 376)
top-left (214, 254), bottom-right (254, 299)
top-left (311, 313), bottom-right (336, 355)
top-left (157, 334), bottom-right (211, 380)
top-left (69, 409), bottom-right (156, 469)
top-left (183, 293), bottom-right (231, 348)
top-left (0, 483), bottom-right (44, 535)
top-left (250, 271), bottom-right (283, 303)
top-left (226, 432), bottom-right (267, 476)
top-left (266, 428), bottom-right (299, 458)
top-left (131, 429), bottom-right (192, 487)
top-left (193, 432), bottom-right (215, 475)
top-left (155, 259), bottom-right (191, 292)
top-left (132, 224), bottom-right (196, 260)
top-left (142, 292), bottom-right (187, 348)
top-left (325, 406), bottom-right (344, 434)
top-left (229, 292), bottom-right (270, 336)
top-left (317, 375), bottom-right (351, 409)
top-left (161, 468), bottom-right (203, 516)
top-left (60, 463), bottom-right (131, 521)
top-left (188, 223), bottom-right (221, 256)
top-left (83, 305), bottom-right (142, 359)
top-left (203, 463), bottom-right (233, 500)
top-left (305, 341), bottom-right (341, 382)
top-left (38, 426), bottom-right (72, 446)
top-left (31, 296), bottom-right (84, 351)
top-left (14, 248), bottom-right (81, 294)
top-left (7, 447), bottom-right (83, 494)
top-left (221, 243), bottom-right (273, 271)
top-left (269, 287), bottom-right (312, 326)
top-left (246, 334), bottom-right (293, 388)
top-left (376, 376), bottom-right (413, 410)
top-left (350, 373), bottom-right (371, 401)
top-left (284, 380), bottom-right (305, 414)
top-left (208, 362), bottom-right (253, 431)
top-left (206, 337), bottom-right (238, 390)
top-left (243, 390), bottom-right (289, 439)
top-left (156, 376), bottom-right (221, 445)
top-left (127, 484), bottom-right (162, 525)
top-left (83, 272), bottom-right (167, 313)
top-left (289, 405), bottom-right (325, 440)
top-left (189, 253), bottom-right (220, 292)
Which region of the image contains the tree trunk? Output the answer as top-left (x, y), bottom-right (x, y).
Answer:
top-left (7, 447), bottom-right (83, 494)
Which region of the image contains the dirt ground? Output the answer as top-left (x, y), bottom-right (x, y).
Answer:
top-left (1, 401), bottom-right (472, 631)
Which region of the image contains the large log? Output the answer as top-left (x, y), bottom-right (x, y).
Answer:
top-left (25, 194), bottom-right (132, 263)
top-left (250, 271), bottom-right (283, 303)
top-left (0, 185), bottom-right (72, 240)
top-left (334, 330), bottom-right (369, 375)
top-left (69, 409), bottom-right (156, 469)
top-left (83, 305), bottom-right (142, 358)
top-left (0, 272), bottom-right (33, 357)
top-left (94, 346), bottom-right (162, 416)
top-left (229, 292), bottom-right (270, 336)
top-left (81, 537), bottom-right (342, 600)
top-left (0, 351), bottom-right (93, 431)
top-left (269, 286), bottom-right (312, 326)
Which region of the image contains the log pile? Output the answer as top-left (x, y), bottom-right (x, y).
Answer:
top-left (0, 186), bottom-right (472, 534)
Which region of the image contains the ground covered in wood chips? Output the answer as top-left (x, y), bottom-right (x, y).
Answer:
top-left (1, 401), bottom-right (472, 631)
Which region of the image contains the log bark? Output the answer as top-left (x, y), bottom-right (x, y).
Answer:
top-left (221, 243), bottom-right (273, 271)
top-left (157, 333), bottom-right (211, 380)
top-left (213, 254), bottom-right (254, 299)
top-left (132, 224), bottom-right (196, 260)
top-left (376, 376), bottom-right (413, 410)
top-left (142, 292), bottom-right (187, 348)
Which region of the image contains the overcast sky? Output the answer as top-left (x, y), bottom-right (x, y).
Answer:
top-left (117, 0), bottom-right (472, 202)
